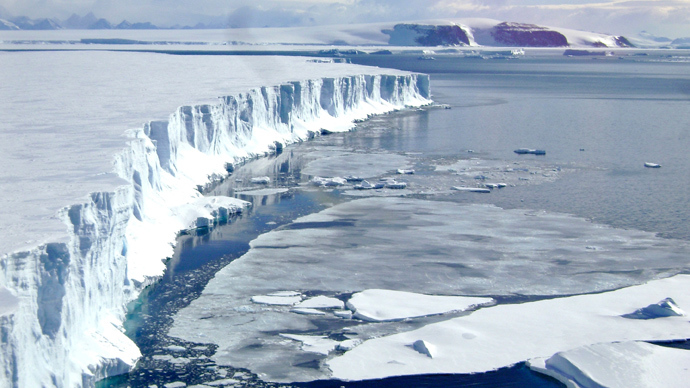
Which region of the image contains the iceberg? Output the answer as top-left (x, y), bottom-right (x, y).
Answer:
top-left (0, 51), bottom-right (430, 387)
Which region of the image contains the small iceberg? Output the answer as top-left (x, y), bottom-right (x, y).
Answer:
top-left (344, 175), bottom-right (364, 182)
top-left (354, 180), bottom-right (376, 190)
top-left (644, 162), bottom-right (661, 168)
top-left (311, 176), bottom-right (347, 187)
top-left (452, 186), bottom-right (491, 193)
top-left (396, 169), bottom-right (415, 175)
top-left (514, 148), bottom-right (546, 155)
top-left (250, 176), bottom-right (271, 184)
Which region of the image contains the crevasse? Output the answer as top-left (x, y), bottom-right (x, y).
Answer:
top-left (0, 72), bottom-right (430, 387)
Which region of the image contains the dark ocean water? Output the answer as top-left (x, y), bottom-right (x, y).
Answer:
top-left (103, 52), bottom-right (690, 387)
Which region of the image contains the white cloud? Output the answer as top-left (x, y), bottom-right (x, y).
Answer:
top-left (1, 0), bottom-right (688, 38)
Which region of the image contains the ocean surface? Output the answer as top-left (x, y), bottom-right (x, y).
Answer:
top-left (102, 51), bottom-right (690, 387)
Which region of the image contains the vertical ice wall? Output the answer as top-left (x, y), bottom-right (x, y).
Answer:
top-left (0, 73), bottom-right (430, 387)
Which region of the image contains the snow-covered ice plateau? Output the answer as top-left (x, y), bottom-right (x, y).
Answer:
top-left (0, 50), bottom-right (429, 387)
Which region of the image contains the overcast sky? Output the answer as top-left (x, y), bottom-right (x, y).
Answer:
top-left (1, 0), bottom-right (688, 38)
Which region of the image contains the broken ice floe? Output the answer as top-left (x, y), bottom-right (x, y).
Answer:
top-left (251, 292), bottom-right (303, 306)
top-left (290, 308), bottom-right (327, 316)
top-left (347, 289), bottom-right (493, 322)
top-left (171, 197), bottom-right (690, 383)
top-left (279, 334), bottom-right (339, 355)
top-left (311, 176), bottom-right (347, 187)
top-left (435, 158), bottom-right (563, 191)
top-left (514, 148), bottom-right (546, 155)
top-left (451, 186), bottom-right (491, 193)
top-left (250, 176), bottom-right (271, 184)
top-left (234, 188), bottom-right (289, 196)
top-left (327, 275), bottom-right (690, 381)
top-left (294, 295), bottom-right (344, 310)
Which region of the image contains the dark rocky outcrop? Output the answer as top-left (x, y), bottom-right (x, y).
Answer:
top-left (491, 22), bottom-right (568, 47)
top-left (385, 24), bottom-right (471, 46)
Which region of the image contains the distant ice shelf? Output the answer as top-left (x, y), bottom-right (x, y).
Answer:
top-left (0, 51), bottom-right (430, 387)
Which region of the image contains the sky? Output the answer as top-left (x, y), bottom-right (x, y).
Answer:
top-left (0, 0), bottom-right (688, 38)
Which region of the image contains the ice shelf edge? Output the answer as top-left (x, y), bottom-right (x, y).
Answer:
top-left (0, 72), bottom-right (431, 387)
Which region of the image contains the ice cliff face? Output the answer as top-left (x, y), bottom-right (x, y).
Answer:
top-left (0, 72), bottom-right (430, 387)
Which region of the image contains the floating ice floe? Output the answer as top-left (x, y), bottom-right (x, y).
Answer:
top-left (290, 308), bottom-right (327, 316)
top-left (251, 293), bottom-right (303, 306)
top-left (528, 341), bottom-right (690, 388)
top-left (250, 176), bottom-right (271, 184)
top-left (451, 186), bottom-right (491, 193)
top-left (294, 295), bottom-right (345, 309)
top-left (354, 180), bottom-right (377, 190)
top-left (514, 148), bottom-right (546, 155)
top-left (206, 378), bottom-right (240, 386)
top-left (344, 175), bottom-right (364, 182)
top-left (346, 289), bottom-right (493, 322)
top-left (234, 188), bottom-right (289, 196)
top-left (327, 275), bottom-right (690, 381)
top-left (171, 197), bottom-right (690, 383)
top-left (311, 176), bottom-right (347, 187)
top-left (279, 334), bottom-right (339, 355)
top-left (644, 162), bottom-right (661, 168)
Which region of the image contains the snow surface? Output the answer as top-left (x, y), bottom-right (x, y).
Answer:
top-left (0, 50), bottom-right (429, 387)
top-left (528, 341), bottom-right (690, 388)
top-left (327, 275), bottom-right (690, 381)
top-left (346, 289), bottom-right (492, 322)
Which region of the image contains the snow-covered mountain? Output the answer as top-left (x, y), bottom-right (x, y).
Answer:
top-left (0, 15), bottom-right (635, 48)
top-left (382, 19), bottom-right (632, 48)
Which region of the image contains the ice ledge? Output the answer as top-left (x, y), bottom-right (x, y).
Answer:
top-left (0, 71), bottom-right (430, 387)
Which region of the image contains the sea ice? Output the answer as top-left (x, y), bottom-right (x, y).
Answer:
top-left (327, 275), bottom-right (690, 381)
top-left (279, 334), bottom-right (339, 355)
top-left (171, 197), bottom-right (690, 382)
top-left (300, 152), bottom-right (411, 179)
top-left (346, 289), bottom-right (492, 322)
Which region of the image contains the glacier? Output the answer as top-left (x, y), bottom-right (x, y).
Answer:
top-left (0, 51), bottom-right (430, 387)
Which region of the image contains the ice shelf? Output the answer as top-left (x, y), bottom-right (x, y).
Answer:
top-left (0, 50), bottom-right (430, 387)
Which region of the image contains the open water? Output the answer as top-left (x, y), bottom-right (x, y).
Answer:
top-left (102, 50), bottom-right (690, 387)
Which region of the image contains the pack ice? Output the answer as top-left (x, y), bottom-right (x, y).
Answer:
top-left (0, 50), bottom-right (430, 387)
